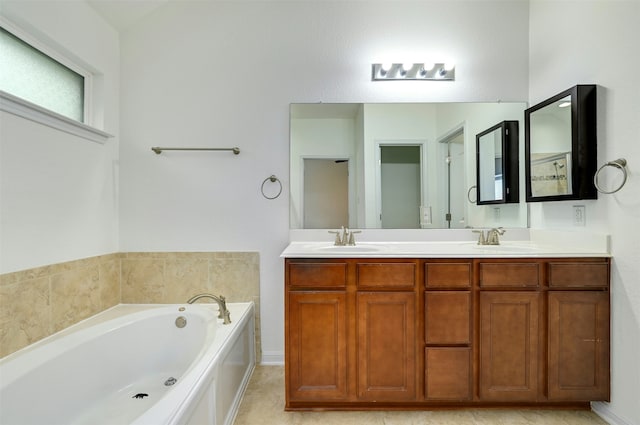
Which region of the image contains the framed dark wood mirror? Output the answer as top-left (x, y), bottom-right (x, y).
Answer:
top-left (525, 85), bottom-right (597, 202)
top-left (476, 120), bottom-right (519, 205)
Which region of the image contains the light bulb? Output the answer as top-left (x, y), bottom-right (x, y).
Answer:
top-left (402, 63), bottom-right (414, 72)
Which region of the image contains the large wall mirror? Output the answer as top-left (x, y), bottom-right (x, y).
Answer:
top-left (525, 85), bottom-right (597, 202)
top-left (290, 102), bottom-right (528, 230)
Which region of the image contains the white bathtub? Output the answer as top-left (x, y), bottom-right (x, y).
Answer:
top-left (0, 302), bottom-right (255, 425)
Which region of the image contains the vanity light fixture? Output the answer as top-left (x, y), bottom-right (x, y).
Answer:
top-left (372, 62), bottom-right (455, 81)
top-left (558, 101), bottom-right (572, 108)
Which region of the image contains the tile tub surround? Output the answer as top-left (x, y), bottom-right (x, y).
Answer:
top-left (121, 251), bottom-right (261, 359)
top-left (234, 366), bottom-right (610, 425)
top-left (0, 253), bottom-right (121, 358)
top-left (0, 252), bottom-right (261, 359)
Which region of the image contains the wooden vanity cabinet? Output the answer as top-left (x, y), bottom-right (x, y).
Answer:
top-left (356, 261), bottom-right (418, 401)
top-left (285, 256), bottom-right (610, 409)
top-left (285, 260), bottom-right (349, 402)
top-left (547, 260), bottom-right (610, 401)
top-left (285, 259), bottom-right (419, 406)
top-left (478, 260), bottom-right (541, 401)
top-left (477, 258), bottom-right (610, 403)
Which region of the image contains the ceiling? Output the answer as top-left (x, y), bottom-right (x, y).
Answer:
top-left (86, 0), bottom-right (169, 32)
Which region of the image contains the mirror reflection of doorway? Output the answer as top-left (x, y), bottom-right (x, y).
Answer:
top-left (303, 158), bottom-right (348, 228)
top-left (439, 127), bottom-right (465, 228)
top-left (379, 145), bottom-right (421, 229)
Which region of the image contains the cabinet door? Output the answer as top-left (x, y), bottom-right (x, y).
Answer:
top-left (287, 292), bottom-right (348, 401)
top-left (479, 291), bottom-right (539, 401)
top-left (357, 292), bottom-right (416, 401)
top-left (548, 291), bottom-right (609, 401)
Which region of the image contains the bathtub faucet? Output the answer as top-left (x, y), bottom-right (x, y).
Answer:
top-left (187, 294), bottom-right (232, 324)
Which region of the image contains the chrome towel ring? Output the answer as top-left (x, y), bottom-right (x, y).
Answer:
top-left (261, 175), bottom-right (282, 200)
top-left (467, 185), bottom-right (477, 203)
top-left (594, 158), bottom-right (628, 194)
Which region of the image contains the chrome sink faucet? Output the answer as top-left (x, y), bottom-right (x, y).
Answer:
top-left (329, 226), bottom-right (361, 246)
top-left (187, 293), bottom-right (231, 324)
top-left (472, 227), bottom-right (506, 245)
top-left (487, 227), bottom-right (506, 245)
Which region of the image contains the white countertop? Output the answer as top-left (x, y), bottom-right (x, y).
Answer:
top-left (281, 229), bottom-right (611, 258)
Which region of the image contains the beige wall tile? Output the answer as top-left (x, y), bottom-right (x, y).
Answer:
top-left (0, 277), bottom-right (50, 358)
top-left (210, 252), bottom-right (260, 303)
top-left (121, 258), bottom-right (165, 303)
top-left (100, 258), bottom-right (121, 309)
top-left (164, 257), bottom-right (210, 303)
top-left (51, 265), bottom-right (101, 332)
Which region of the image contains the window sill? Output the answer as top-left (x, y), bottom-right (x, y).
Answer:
top-left (0, 90), bottom-right (113, 144)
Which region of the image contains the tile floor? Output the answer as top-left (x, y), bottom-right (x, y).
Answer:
top-left (233, 366), bottom-right (609, 425)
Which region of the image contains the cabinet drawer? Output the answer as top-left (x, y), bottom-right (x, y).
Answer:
top-left (425, 291), bottom-right (471, 344)
top-left (425, 348), bottom-right (471, 400)
top-left (357, 262), bottom-right (416, 289)
top-left (479, 262), bottom-right (540, 288)
top-left (425, 262), bottom-right (471, 288)
top-left (549, 262), bottom-right (609, 288)
top-left (288, 262), bottom-right (347, 289)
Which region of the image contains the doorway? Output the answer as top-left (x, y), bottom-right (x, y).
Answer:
top-left (378, 145), bottom-right (422, 229)
top-left (303, 158), bottom-right (349, 228)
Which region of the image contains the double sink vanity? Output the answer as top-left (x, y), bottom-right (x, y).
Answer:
top-left (281, 230), bottom-right (610, 410)
top-left (283, 84), bottom-right (608, 410)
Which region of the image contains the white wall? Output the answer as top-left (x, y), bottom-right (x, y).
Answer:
top-left (290, 118), bottom-right (356, 228)
top-left (0, 1), bottom-right (119, 273)
top-left (529, 1), bottom-right (640, 424)
top-left (119, 0), bottom-right (530, 363)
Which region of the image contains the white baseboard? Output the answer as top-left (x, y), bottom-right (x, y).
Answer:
top-left (260, 351), bottom-right (284, 365)
top-left (592, 402), bottom-right (636, 425)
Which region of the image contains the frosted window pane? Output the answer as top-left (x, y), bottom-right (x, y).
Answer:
top-left (0, 27), bottom-right (84, 122)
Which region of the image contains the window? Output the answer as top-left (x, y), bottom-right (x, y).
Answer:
top-left (0, 20), bottom-right (111, 142)
top-left (0, 26), bottom-right (85, 122)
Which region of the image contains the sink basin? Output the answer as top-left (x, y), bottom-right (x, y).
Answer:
top-left (456, 242), bottom-right (543, 253)
top-left (315, 244), bottom-right (386, 253)
top-left (470, 244), bottom-right (542, 253)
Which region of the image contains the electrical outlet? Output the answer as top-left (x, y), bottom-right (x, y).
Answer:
top-left (573, 205), bottom-right (586, 226)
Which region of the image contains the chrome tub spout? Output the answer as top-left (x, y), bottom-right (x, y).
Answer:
top-left (187, 294), bottom-right (231, 324)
